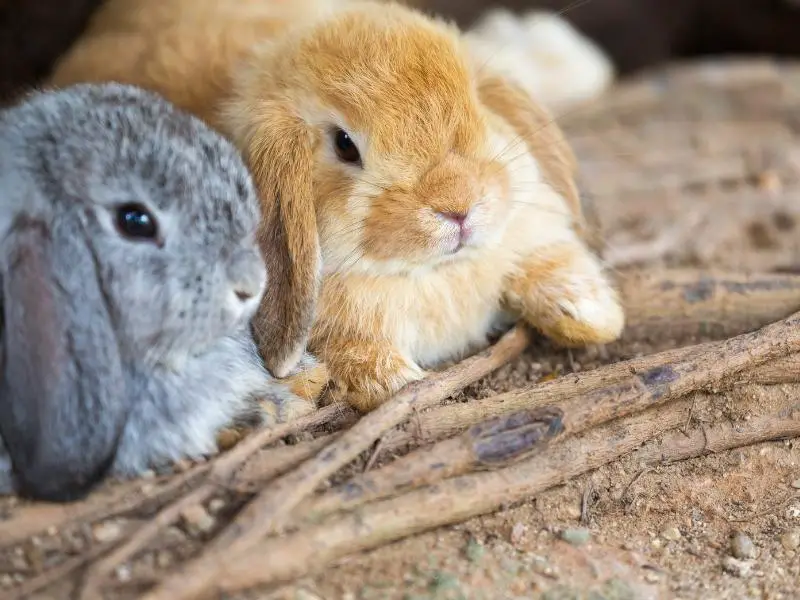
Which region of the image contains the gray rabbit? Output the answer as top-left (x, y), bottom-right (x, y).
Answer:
top-left (0, 83), bottom-right (314, 501)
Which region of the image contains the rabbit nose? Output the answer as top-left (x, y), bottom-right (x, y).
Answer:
top-left (438, 211), bottom-right (467, 226)
top-left (437, 210), bottom-right (473, 242)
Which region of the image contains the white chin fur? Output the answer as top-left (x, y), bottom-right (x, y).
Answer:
top-left (465, 9), bottom-right (615, 111)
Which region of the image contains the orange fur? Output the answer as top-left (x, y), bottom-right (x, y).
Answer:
top-left (50, 0), bottom-right (625, 412)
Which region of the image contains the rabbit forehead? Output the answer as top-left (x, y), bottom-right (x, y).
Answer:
top-left (9, 84), bottom-right (260, 239)
top-left (296, 5), bottom-right (484, 157)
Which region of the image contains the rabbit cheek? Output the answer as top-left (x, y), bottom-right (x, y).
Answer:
top-left (361, 193), bottom-right (433, 265)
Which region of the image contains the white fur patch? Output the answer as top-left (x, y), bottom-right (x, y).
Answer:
top-left (465, 9), bottom-right (614, 111)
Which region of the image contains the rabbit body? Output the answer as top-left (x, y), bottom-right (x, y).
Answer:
top-left (0, 83), bottom-right (313, 501)
top-left (50, 1), bottom-right (624, 413)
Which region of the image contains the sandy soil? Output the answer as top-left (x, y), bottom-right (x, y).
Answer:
top-left (2, 58), bottom-right (800, 600)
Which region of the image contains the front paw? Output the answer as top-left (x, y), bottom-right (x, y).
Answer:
top-left (330, 353), bottom-right (425, 413)
top-left (538, 276), bottom-right (625, 346)
top-left (507, 243), bottom-right (625, 347)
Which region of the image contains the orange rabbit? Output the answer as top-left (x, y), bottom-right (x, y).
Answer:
top-left (51, 0), bottom-right (625, 412)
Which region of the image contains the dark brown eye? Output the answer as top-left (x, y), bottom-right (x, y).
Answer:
top-left (333, 128), bottom-right (361, 165)
top-left (115, 203), bottom-right (159, 241)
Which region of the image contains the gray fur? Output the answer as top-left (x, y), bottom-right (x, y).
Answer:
top-left (0, 83), bottom-right (307, 501)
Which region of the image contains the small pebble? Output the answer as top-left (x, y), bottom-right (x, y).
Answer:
top-left (661, 526), bottom-right (682, 541)
top-left (92, 521), bottom-right (123, 544)
top-left (509, 522), bottom-right (527, 545)
top-left (730, 531), bottom-right (756, 559)
top-left (722, 557), bottom-right (753, 578)
top-left (0, 574), bottom-right (13, 588)
top-left (9, 554), bottom-right (28, 571)
top-left (644, 572), bottom-right (661, 584)
top-left (180, 505), bottom-right (215, 535)
top-left (115, 565), bottom-right (132, 582)
top-left (780, 529), bottom-right (800, 551)
top-left (208, 498), bottom-right (227, 514)
top-left (791, 478), bottom-right (800, 490)
top-left (531, 556), bottom-right (556, 578)
top-left (464, 537), bottom-right (484, 563)
top-left (560, 527), bottom-right (591, 546)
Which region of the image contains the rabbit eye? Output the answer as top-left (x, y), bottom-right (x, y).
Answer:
top-left (115, 203), bottom-right (159, 241)
top-left (332, 128), bottom-right (362, 165)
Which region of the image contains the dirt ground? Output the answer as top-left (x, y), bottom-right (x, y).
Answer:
top-left (2, 58), bottom-right (800, 600)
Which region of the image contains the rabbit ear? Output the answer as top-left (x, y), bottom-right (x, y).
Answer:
top-left (238, 103), bottom-right (321, 378)
top-left (0, 214), bottom-right (127, 501)
top-left (476, 72), bottom-right (588, 236)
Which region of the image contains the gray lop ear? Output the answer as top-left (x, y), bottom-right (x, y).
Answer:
top-left (0, 214), bottom-right (127, 502)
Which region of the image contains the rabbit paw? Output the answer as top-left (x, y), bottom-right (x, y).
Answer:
top-left (279, 354), bottom-right (330, 405)
top-left (544, 279), bottom-right (624, 346)
top-left (506, 242), bottom-right (625, 346)
top-left (326, 343), bottom-right (426, 412)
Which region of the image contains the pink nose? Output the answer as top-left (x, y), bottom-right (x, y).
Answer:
top-left (438, 211), bottom-right (471, 244)
top-left (439, 211), bottom-right (468, 226)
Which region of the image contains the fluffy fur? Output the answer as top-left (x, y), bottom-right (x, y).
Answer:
top-left (0, 83), bottom-right (317, 501)
top-left (50, 1), bottom-right (625, 412)
top-left (464, 9), bottom-right (614, 111)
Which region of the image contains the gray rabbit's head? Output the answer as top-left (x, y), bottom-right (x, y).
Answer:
top-left (2, 83), bottom-right (267, 365)
top-left (0, 83), bottom-right (274, 500)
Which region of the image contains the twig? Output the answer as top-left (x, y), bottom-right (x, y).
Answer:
top-left (232, 435), bottom-right (336, 491)
top-left (0, 465), bottom-right (209, 550)
top-left (6, 539), bottom-right (117, 600)
top-left (580, 483), bottom-right (594, 525)
top-left (78, 404), bottom-right (343, 600)
top-left (617, 269), bottom-right (800, 344)
top-left (141, 325), bottom-right (532, 600)
top-left (363, 437), bottom-right (387, 473)
top-left (633, 401), bottom-right (800, 464)
top-left (621, 467), bottom-right (655, 503)
top-left (726, 493), bottom-right (800, 524)
top-left (377, 350), bottom-right (800, 459)
top-left (205, 398), bottom-right (694, 591)
top-left (291, 310), bottom-right (800, 522)
top-left (212, 402), bottom-right (800, 593)
top-left (294, 406), bottom-right (565, 525)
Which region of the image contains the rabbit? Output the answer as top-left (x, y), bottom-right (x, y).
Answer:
top-left (49, 1), bottom-right (625, 413)
top-left (0, 82), bottom-right (321, 502)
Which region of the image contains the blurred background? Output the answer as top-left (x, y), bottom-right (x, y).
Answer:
top-left (4, 0), bottom-right (800, 102)
top-left (409, 0), bottom-right (800, 75)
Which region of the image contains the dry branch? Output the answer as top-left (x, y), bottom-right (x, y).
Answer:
top-left (294, 313), bottom-right (800, 522)
top-left (140, 325), bottom-right (532, 600)
top-left (78, 404), bottom-right (344, 600)
top-left (378, 350), bottom-right (800, 459)
top-left (618, 269), bottom-right (800, 343)
top-left (0, 466), bottom-right (209, 550)
top-left (634, 401), bottom-right (800, 464)
top-left (211, 402), bottom-right (800, 593)
top-left (233, 434), bottom-right (336, 490)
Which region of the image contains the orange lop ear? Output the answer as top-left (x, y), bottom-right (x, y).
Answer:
top-left (231, 101), bottom-right (321, 378)
top-left (476, 72), bottom-right (589, 237)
